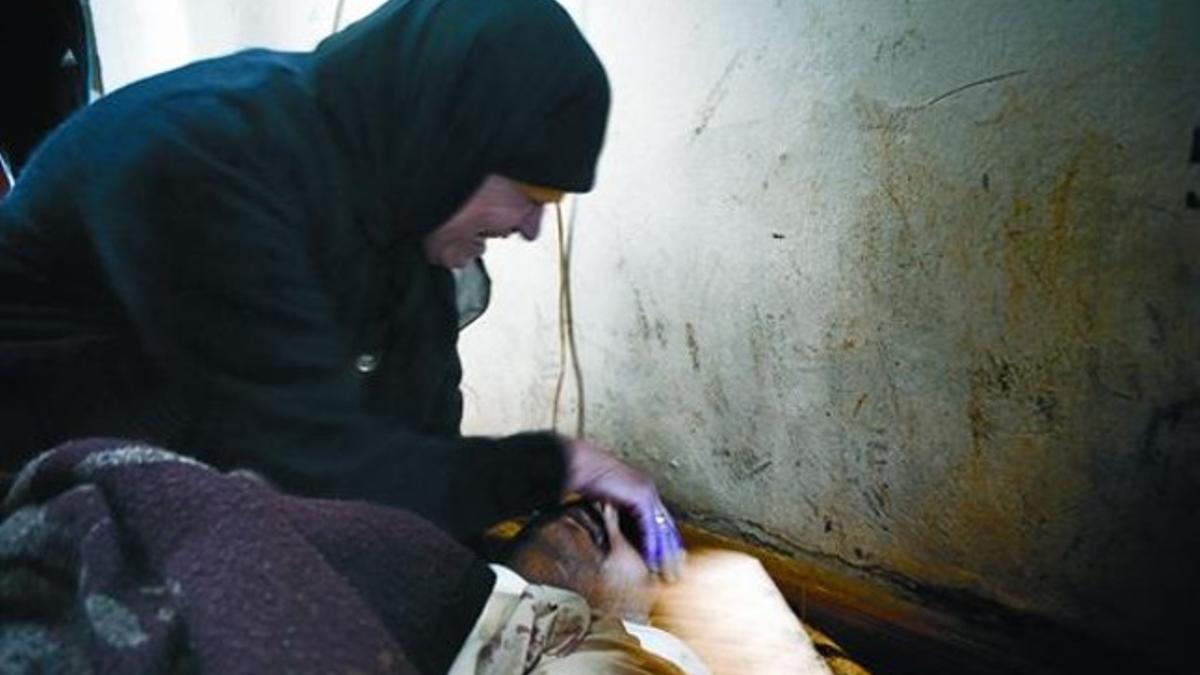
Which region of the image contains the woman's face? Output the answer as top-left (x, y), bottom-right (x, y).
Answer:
top-left (421, 175), bottom-right (561, 269)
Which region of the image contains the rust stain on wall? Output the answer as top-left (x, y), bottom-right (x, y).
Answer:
top-left (842, 90), bottom-right (1139, 605)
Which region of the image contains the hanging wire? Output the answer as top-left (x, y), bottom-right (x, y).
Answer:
top-left (331, 0), bottom-right (349, 34)
top-left (551, 200), bottom-right (586, 438)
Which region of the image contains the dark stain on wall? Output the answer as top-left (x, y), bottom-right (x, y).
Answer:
top-left (633, 289), bottom-right (651, 342)
top-left (853, 393), bottom-right (869, 418)
top-left (685, 322), bottom-right (702, 371)
top-left (1188, 126), bottom-right (1199, 209)
top-left (1033, 391), bottom-right (1058, 424)
top-left (1140, 393), bottom-right (1200, 470)
top-left (1144, 302), bottom-right (1166, 346)
top-left (720, 444), bottom-right (773, 481)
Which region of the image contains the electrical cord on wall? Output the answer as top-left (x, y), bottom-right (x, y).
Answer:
top-left (551, 200), bottom-right (586, 438)
top-left (332, 0), bottom-right (348, 34)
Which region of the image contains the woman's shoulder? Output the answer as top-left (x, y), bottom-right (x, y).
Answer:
top-left (14, 49), bottom-right (328, 225)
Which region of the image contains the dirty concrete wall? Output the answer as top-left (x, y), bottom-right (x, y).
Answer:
top-left (460, 0), bottom-right (1200, 657)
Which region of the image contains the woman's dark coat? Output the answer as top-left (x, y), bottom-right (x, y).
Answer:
top-left (0, 0), bottom-right (610, 542)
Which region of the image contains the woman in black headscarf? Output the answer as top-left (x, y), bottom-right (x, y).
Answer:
top-left (0, 0), bottom-right (682, 571)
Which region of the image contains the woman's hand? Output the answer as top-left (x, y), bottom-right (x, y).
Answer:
top-left (562, 437), bottom-right (684, 578)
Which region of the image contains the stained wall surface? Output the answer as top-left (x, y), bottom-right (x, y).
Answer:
top-left (459, 0), bottom-right (1200, 657)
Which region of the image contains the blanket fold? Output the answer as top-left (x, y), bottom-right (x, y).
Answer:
top-left (0, 438), bottom-right (495, 674)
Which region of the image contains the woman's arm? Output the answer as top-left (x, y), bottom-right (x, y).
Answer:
top-left (74, 137), bottom-right (566, 540)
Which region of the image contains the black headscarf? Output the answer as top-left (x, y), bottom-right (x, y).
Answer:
top-left (310, 0), bottom-right (609, 249)
top-left (0, 0), bottom-right (609, 541)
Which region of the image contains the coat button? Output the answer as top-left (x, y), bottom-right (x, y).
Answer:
top-left (354, 353), bottom-right (379, 374)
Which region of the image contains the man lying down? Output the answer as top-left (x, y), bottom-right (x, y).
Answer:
top-left (453, 500), bottom-right (707, 674)
top-left (0, 438), bottom-right (704, 674)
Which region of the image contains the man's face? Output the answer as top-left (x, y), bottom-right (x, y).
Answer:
top-left (508, 502), bottom-right (655, 621)
top-left (421, 174), bottom-right (559, 269)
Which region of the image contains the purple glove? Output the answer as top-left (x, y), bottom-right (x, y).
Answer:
top-left (562, 438), bottom-right (684, 577)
